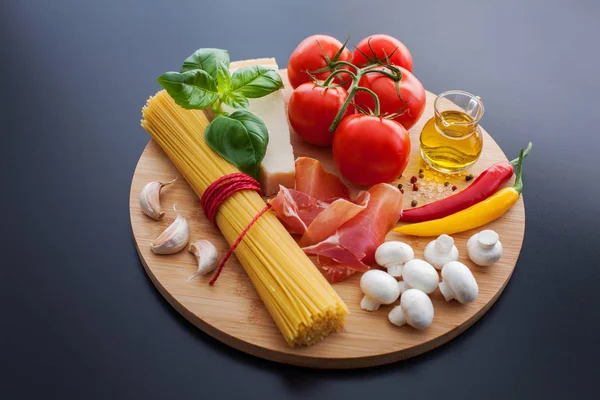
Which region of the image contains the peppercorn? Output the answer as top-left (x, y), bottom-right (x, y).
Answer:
top-left (444, 181), bottom-right (450, 186)
top-left (411, 200), bottom-right (418, 207)
top-left (419, 173), bottom-right (425, 179)
top-left (410, 176), bottom-right (417, 184)
top-left (400, 189), bottom-right (404, 194)
top-left (452, 185), bottom-right (457, 191)
top-left (466, 174), bottom-right (474, 182)
top-left (419, 168), bottom-right (424, 174)
top-left (412, 184), bottom-right (419, 191)
top-left (397, 183), bottom-right (403, 189)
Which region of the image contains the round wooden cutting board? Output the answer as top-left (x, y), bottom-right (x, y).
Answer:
top-left (130, 70), bottom-right (525, 368)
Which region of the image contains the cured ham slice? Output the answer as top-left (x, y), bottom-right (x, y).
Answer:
top-left (298, 191), bottom-right (370, 248)
top-left (268, 186), bottom-right (327, 235)
top-left (295, 157), bottom-right (350, 202)
top-left (269, 158), bottom-right (403, 283)
top-left (303, 183), bottom-right (403, 269)
top-left (316, 256), bottom-right (357, 283)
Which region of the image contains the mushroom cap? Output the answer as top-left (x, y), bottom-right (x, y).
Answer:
top-left (441, 261), bottom-right (478, 303)
top-left (478, 230), bottom-right (499, 247)
top-left (400, 289), bottom-right (434, 329)
top-left (424, 236), bottom-right (459, 270)
top-left (402, 259), bottom-right (439, 294)
top-left (467, 231), bottom-right (503, 266)
top-left (360, 270), bottom-right (401, 304)
top-left (375, 241), bottom-right (414, 267)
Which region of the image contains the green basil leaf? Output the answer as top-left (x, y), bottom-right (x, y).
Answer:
top-left (180, 48), bottom-right (230, 79)
top-left (222, 91), bottom-right (249, 109)
top-left (216, 59), bottom-right (232, 94)
top-left (157, 70), bottom-right (219, 109)
top-left (205, 110), bottom-right (268, 179)
top-left (231, 66), bottom-right (284, 98)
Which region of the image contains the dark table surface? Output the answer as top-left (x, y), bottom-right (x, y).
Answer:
top-left (3, 0), bottom-right (599, 398)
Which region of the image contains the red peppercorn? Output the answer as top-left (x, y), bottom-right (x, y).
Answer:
top-left (410, 176), bottom-right (418, 184)
top-left (400, 189), bottom-right (404, 194)
top-left (413, 184), bottom-right (419, 191)
top-left (452, 185), bottom-right (457, 191)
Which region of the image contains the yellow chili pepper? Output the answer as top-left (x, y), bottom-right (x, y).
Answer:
top-left (394, 149), bottom-right (525, 237)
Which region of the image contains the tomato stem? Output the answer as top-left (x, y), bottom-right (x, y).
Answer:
top-left (322, 58), bottom-right (402, 132)
top-left (322, 68), bottom-right (357, 86)
top-left (355, 87), bottom-right (380, 115)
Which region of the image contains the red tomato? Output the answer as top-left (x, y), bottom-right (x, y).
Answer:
top-left (353, 66), bottom-right (426, 130)
top-left (333, 114), bottom-right (411, 186)
top-left (287, 35), bottom-right (352, 89)
top-left (353, 34), bottom-right (413, 71)
top-left (288, 82), bottom-right (354, 146)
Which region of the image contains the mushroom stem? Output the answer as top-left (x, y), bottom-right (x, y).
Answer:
top-left (360, 295), bottom-right (381, 311)
top-left (388, 306), bottom-right (407, 327)
top-left (439, 282), bottom-right (454, 302)
top-left (477, 230), bottom-right (499, 249)
top-left (435, 234), bottom-right (454, 253)
top-left (397, 281), bottom-right (410, 295)
top-left (387, 263), bottom-right (403, 277)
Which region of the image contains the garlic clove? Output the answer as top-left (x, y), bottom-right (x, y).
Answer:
top-left (187, 240), bottom-right (219, 281)
top-left (151, 215), bottom-right (189, 254)
top-left (139, 178), bottom-right (177, 220)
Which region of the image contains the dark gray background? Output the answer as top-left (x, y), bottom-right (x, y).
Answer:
top-left (2, 0), bottom-right (599, 399)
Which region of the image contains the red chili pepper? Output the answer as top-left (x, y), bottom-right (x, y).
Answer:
top-left (399, 143), bottom-right (532, 222)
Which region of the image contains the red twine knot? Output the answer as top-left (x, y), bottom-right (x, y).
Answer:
top-left (200, 173), bottom-right (272, 285)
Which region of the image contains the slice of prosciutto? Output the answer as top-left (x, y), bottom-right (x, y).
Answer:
top-left (316, 256), bottom-right (357, 283)
top-left (298, 191), bottom-right (370, 248)
top-left (295, 157), bottom-right (350, 202)
top-left (303, 183), bottom-right (403, 272)
top-left (268, 186), bottom-right (327, 235)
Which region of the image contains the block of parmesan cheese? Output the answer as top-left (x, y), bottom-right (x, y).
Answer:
top-left (222, 58), bottom-right (295, 196)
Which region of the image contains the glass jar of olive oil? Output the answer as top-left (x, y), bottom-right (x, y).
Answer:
top-left (420, 90), bottom-right (484, 173)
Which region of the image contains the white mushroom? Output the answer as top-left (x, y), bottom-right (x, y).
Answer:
top-left (360, 270), bottom-right (401, 311)
top-left (388, 289), bottom-right (434, 330)
top-left (424, 234), bottom-right (459, 270)
top-left (467, 230), bottom-right (503, 266)
top-left (397, 281), bottom-right (410, 295)
top-left (375, 241), bottom-right (414, 277)
top-left (439, 261), bottom-right (478, 304)
top-left (400, 259), bottom-right (439, 294)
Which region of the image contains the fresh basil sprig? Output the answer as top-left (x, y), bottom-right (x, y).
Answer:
top-left (231, 66), bottom-right (285, 98)
top-left (157, 69), bottom-right (219, 110)
top-left (205, 110), bottom-right (268, 179)
top-left (157, 48), bottom-right (284, 179)
top-left (181, 48), bottom-right (230, 79)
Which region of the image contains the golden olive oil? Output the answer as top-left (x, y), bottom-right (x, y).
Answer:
top-left (420, 110), bottom-right (483, 173)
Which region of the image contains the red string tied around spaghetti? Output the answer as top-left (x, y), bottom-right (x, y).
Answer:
top-left (200, 173), bottom-right (272, 285)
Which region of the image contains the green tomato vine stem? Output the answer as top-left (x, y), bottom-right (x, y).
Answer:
top-left (325, 61), bottom-right (401, 132)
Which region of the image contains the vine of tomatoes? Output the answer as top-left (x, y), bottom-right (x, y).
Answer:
top-left (287, 34), bottom-right (425, 186)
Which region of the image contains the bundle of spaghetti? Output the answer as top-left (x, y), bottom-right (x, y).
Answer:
top-left (141, 91), bottom-right (348, 346)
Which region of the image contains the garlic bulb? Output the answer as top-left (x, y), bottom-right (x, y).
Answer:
top-left (151, 215), bottom-right (189, 254)
top-left (187, 240), bottom-right (218, 281)
top-left (139, 178), bottom-right (177, 220)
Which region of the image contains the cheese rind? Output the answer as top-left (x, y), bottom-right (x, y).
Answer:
top-left (222, 58), bottom-right (295, 196)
